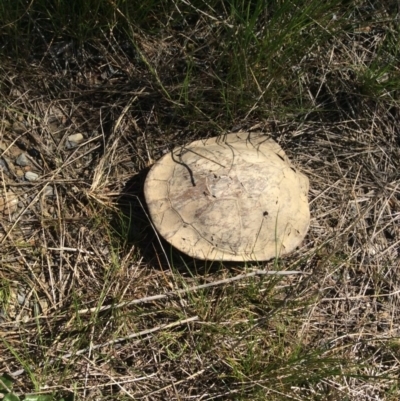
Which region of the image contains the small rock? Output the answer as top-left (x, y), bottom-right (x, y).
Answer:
top-left (65, 140), bottom-right (77, 149)
top-left (16, 169), bottom-right (24, 177)
top-left (25, 171), bottom-right (39, 181)
top-left (2, 156), bottom-right (16, 175)
top-left (16, 153), bottom-right (30, 167)
top-left (17, 293), bottom-right (26, 305)
top-left (0, 191), bottom-right (18, 215)
top-left (68, 133), bottom-right (84, 142)
top-left (68, 133), bottom-right (84, 143)
top-left (0, 158), bottom-right (8, 172)
top-left (43, 186), bottom-right (54, 197)
top-left (66, 133), bottom-right (84, 149)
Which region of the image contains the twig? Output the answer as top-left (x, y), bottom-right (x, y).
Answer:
top-left (77, 269), bottom-right (308, 315)
top-left (61, 316), bottom-right (198, 359)
top-left (9, 317), bottom-right (198, 378)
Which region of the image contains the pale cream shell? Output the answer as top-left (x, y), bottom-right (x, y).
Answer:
top-left (144, 131), bottom-right (310, 261)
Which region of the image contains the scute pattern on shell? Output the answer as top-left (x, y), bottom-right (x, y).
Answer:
top-left (144, 131), bottom-right (310, 261)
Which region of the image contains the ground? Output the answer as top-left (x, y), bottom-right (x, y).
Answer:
top-left (0, 1), bottom-right (399, 400)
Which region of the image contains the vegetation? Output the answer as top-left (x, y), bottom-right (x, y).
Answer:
top-left (0, 0), bottom-right (399, 399)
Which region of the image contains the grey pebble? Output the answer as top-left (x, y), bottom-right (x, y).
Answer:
top-left (65, 140), bottom-right (78, 149)
top-left (43, 186), bottom-right (54, 197)
top-left (16, 153), bottom-right (30, 167)
top-left (0, 158), bottom-right (8, 172)
top-left (25, 171), bottom-right (39, 181)
top-left (17, 293), bottom-right (26, 305)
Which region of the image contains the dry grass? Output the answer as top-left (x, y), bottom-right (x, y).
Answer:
top-left (1, 1), bottom-right (400, 400)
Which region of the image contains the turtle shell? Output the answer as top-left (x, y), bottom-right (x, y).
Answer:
top-left (144, 131), bottom-right (310, 261)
